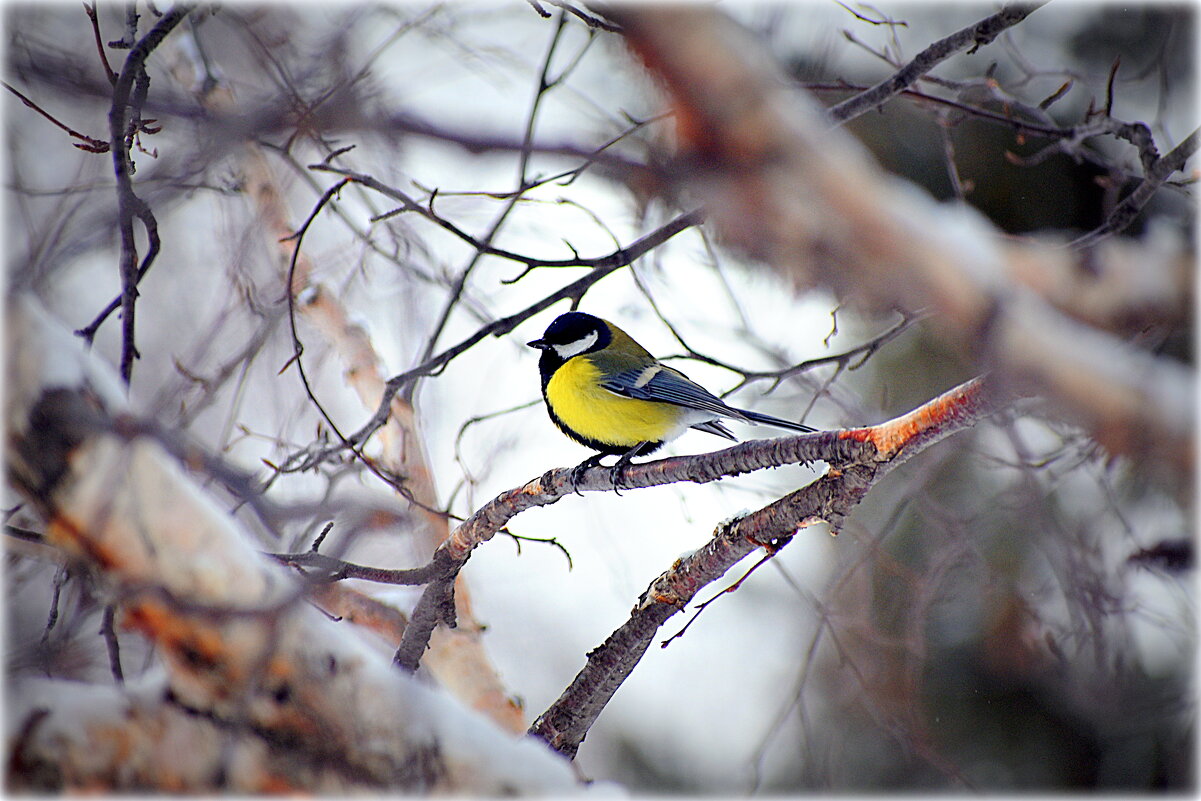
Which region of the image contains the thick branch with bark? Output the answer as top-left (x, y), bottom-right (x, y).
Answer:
top-left (4, 296), bottom-right (582, 793)
top-left (180, 70), bottom-right (526, 731)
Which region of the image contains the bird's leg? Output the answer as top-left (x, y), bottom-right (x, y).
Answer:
top-left (569, 453), bottom-right (606, 495)
top-left (609, 443), bottom-right (647, 493)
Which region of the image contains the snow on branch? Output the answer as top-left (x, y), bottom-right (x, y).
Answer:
top-left (4, 296), bottom-right (583, 794)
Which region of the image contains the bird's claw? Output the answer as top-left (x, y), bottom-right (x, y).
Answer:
top-left (569, 454), bottom-right (603, 496)
top-left (609, 461), bottom-right (626, 495)
top-left (569, 464), bottom-right (589, 496)
top-left (567, 444), bottom-right (645, 496)
top-left (609, 444), bottom-right (644, 495)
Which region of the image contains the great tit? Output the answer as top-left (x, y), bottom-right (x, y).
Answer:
top-left (527, 311), bottom-right (816, 487)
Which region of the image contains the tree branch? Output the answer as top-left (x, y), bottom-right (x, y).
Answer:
top-left (2, 80), bottom-right (110, 152)
top-left (5, 297), bottom-right (575, 791)
top-left (1070, 128), bottom-right (1200, 249)
top-left (105, 4), bottom-right (193, 380)
top-left (389, 377), bottom-right (995, 683)
top-left (279, 207), bottom-right (704, 473)
top-left (609, 5), bottom-right (1194, 475)
top-left (827, 3), bottom-right (1044, 124)
top-left (528, 378), bottom-right (995, 757)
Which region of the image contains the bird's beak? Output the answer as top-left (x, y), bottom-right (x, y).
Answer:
top-left (527, 338), bottom-right (550, 349)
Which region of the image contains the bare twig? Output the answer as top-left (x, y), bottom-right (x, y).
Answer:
top-left (526, 0), bottom-right (552, 19)
top-left (82, 2), bottom-right (119, 84)
top-left (268, 550), bottom-right (444, 586)
top-left (105, 4), bottom-right (193, 381)
top-left (1103, 55), bottom-right (1121, 118)
top-left (278, 179), bottom-right (454, 517)
top-left (2, 81), bottom-right (109, 152)
top-left (1038, 79), bottom-right (1072, 110)
top-left (545, 0), bottom-right (622, 32)
top-left (828, 3), bottom-right (1044, 124)
top-left (1070, 127), bottom-right (1199, 249)
top-left (658, 543), bottom-right (786, 648)
top-left (410, 12), bottom-right (580, 396)
top-left (317, 164), bottom-right (687, 272)
top-left (109, 2), bottom-right (139, 48)
top-left (42, 565), bottom-right (69, 645)
top-left (809, 79), bottom-right (1168, 182)
top-left (280, 207), bottom-right (704, 473)
top-left (100, 605), bottom-right (125, 683)
top-left (834, 1), bottom-right (909, 28)
top-left (727, 312), bottom-right (927, 394)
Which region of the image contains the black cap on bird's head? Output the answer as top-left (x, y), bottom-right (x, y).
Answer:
top-left (526, 311), bottom-right (611, 360)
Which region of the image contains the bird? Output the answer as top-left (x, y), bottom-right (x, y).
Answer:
top-left (527, 311), bottom-right (817, 489)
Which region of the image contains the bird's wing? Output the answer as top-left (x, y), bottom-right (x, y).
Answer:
top-left (600, 363), bottom-right (749, 421)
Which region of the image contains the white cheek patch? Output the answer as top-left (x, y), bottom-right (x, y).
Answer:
top-left (552, 330), bottom-right (599, 359)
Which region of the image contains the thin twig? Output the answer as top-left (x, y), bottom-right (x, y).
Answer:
top-left (279, 208), bottom-right (704, 472)
top-left (547, 1), bottom-right (623, 33)
top-left (409, 12), bottom-right (577, 398)
top-left (105, 4), bottom-right (193, 380)
top-left (319, 164), bottom-right (679, 272)
top-left (1103, 55), bottom-right (1120, 118)
top-left (109, 2), bottom-right (139, 48)
top-left (526, 0), bottom-right (552, 19)
top-left (278, 180), bottom-right (463, 520)
top-left (658, 541), bottom-right (788, 648)
top-left (41, 565), bottom-right (69, 646)
top-left (828, 3), bottom-right (1045, 125)
top-left (100, 604), bottom-right (125, 683)
top-left (834, 0), bottom-right (909, 28)
top-left (269, 550), bottom-right (446, 586)
top-left (1070, 127), bottom-right (1199, 249)
top-left (2, 81), bottom-right (109, 152)
top-left (82, 2), bottom-right (119, 84)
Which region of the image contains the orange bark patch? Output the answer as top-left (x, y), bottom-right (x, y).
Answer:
top-left (45, 514), bottom-right (120, 569)
top-left (838, 380), bottom-right (984, 459)
top-left (256, 773), bottom-right (301, 794)
top-left (123, 601), bottom-right (229, 673)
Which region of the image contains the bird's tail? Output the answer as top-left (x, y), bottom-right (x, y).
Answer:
top-left (738, 408), bottom-right (817, 433)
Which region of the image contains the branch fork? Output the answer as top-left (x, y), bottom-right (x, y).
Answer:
top-left (390, 377), bottom-right (997, 755)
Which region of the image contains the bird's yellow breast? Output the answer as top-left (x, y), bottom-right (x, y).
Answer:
top-left (546, 355), bottom-right (681, 448)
